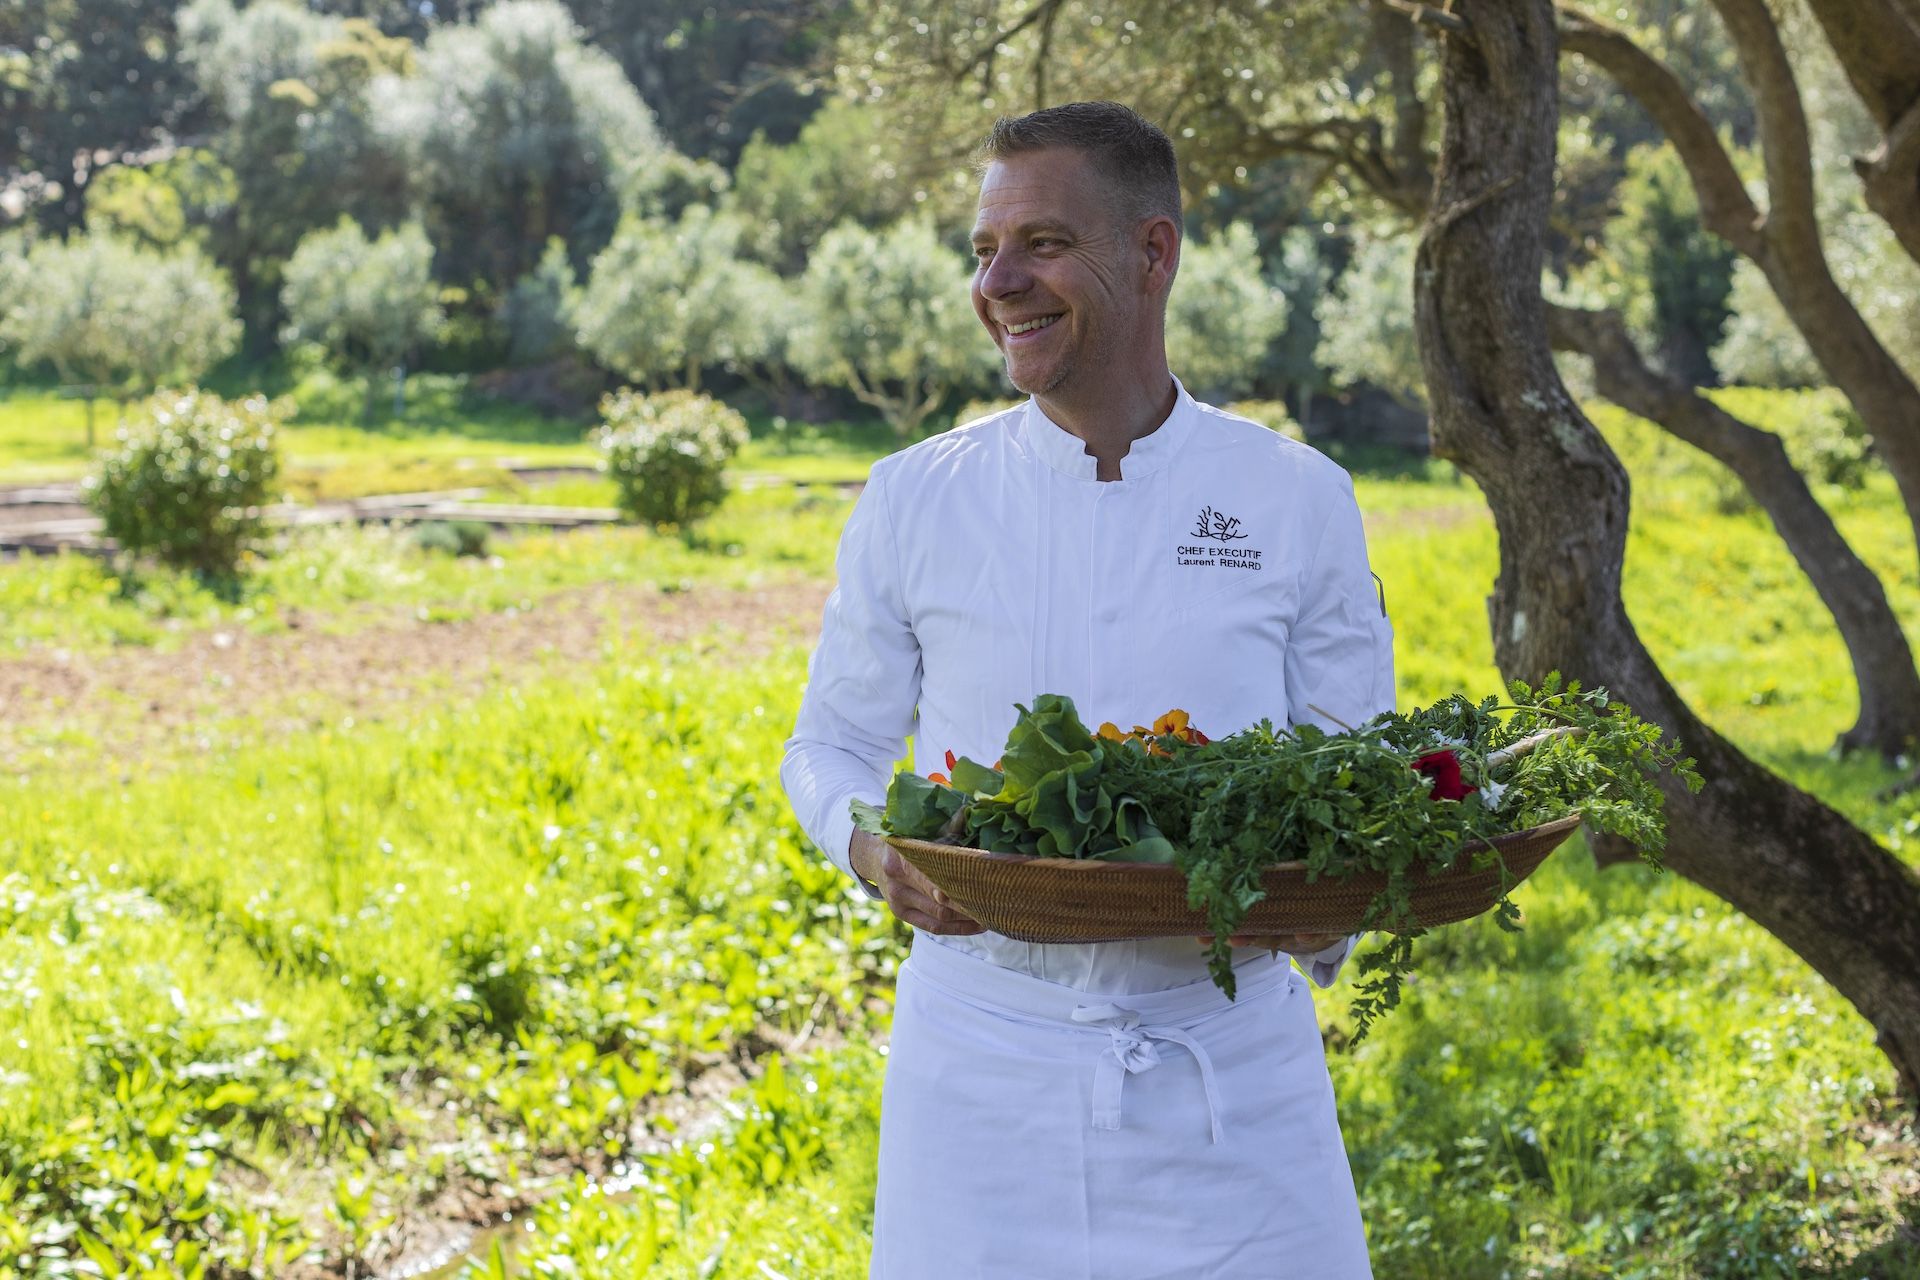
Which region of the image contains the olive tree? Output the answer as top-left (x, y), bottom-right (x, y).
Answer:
top-left (370, 0), bottom-right (661, 292)
top-left (790, 218), bottom-right (997, 437)
top-left (1314, 234), bottom-right (1425, 409)
top-left (571, 205), bottom-right (767, 393)
top-left (0, 232), bottom-right (240, 446)
top-left (1162, 222), bottom-right (1288, 402)
top-left (178, 0), bottom-right (413, 341)
top-left (280, 217), bottom-right (443, 420)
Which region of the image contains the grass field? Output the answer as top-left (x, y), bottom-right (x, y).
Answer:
top-left (3, 379), bottom-right (1918, 1277)
top-left (0, 372), bottom-right (896, 491)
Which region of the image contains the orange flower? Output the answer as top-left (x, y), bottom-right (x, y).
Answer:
top-left (929, 749), bottom-right (958, 786)
top-left (1099, 709), bottom-right (1209, 756)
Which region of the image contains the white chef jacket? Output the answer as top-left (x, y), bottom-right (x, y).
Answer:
top-left (781, 378), bottom-right (1395, 996)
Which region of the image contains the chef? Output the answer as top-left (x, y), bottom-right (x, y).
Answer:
top-left (781, 100), bottom-right (1390, 1279)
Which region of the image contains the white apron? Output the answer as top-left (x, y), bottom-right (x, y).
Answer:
top-left (871, 938), bottom-right (1373, 1279)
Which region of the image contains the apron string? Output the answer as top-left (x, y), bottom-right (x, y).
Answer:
top-left (1071, 1002), bottom-right (1227, 1145)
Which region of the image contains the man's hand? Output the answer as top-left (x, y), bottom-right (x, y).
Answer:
top-left (1195, 931), bottom-right (1345, 957)
top-left (851, 831), bottom-right (986, 935)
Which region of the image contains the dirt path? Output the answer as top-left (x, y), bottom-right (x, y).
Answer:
top-left (0, 578), bottom-right (831, 775)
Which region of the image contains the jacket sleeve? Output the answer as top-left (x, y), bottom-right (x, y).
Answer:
top-left (780, 465), bottom-right (923, 898)
top-left (1285, 467), bottom-right (1397, 988)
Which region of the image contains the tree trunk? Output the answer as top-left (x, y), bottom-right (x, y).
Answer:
top-left (1418, 0), bottom-right (1920, 1102)
top-left (1547, 301), bottom-right (1920, 757)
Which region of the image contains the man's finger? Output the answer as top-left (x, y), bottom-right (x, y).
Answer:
top-left (881, 851), bottom-right (952, 904)
top-left (889, 886), bottom-right (979, 930)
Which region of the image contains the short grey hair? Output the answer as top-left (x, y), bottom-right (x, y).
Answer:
top-left (973, 101), bottom-right (1182, 229)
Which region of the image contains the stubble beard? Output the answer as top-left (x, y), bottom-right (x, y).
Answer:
top-left (1005, 325), bottom-right (1078, 397)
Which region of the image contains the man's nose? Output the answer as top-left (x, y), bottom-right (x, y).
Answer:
top-left (977, 248), bottom-right (1029, 298)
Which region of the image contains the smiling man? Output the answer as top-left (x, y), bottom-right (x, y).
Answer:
top-left (783, 101), bottom-right (1389, 1278)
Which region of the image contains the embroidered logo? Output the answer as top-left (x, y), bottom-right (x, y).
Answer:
top-left (1190, 505), bottom-right (1248, 542)
top-left (1177, 505), bottom-right (1262, 572)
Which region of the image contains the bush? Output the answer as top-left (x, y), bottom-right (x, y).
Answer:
top-left (85, 388), bottom-right (284, 576)
top-left (413, 519), bottom-right (493, 557)
top-left (1224, 399), bottom-right (1305, 442)
top-left (1782, 401), bottom-right (1874, 490)
top-left (594, 389), bottom-right (748, 526)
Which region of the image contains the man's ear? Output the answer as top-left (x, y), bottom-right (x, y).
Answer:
top-left (1142, 215), bottom-right (1180, 295)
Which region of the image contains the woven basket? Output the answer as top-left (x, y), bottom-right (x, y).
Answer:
top-left (889, 814), bottom-right (1583, 943)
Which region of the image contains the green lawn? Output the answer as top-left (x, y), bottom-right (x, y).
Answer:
top-left (3, 384), bottom-right (1918, 1278)
top-left (0, 373), bottom-right (901, 491)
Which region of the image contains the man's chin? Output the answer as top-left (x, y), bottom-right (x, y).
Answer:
top-left (1005, 357), bottom-right (1071, 397)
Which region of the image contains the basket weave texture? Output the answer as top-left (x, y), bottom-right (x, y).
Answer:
top-left (889, 814), bottom-right (1583, 943)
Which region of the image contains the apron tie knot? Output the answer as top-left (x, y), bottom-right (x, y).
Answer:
top-left (1071, 1002), bottom-right (1227, 1144)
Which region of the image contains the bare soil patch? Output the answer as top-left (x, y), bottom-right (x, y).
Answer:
top-left (0, 577), bottom-right (830, 774)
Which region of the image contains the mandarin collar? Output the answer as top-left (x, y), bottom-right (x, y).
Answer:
top-left (1019, 378), bottom-right (1198, 482)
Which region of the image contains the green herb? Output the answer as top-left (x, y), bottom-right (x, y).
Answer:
top-left (854, 675), bottom-right (1700, 1041)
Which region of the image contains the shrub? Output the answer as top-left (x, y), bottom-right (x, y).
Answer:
top-left (1224, 399), bottom-right (1305, 442)
top-left (85, 388), bottom-right (284, 576)
top-left (1782, 401), bottom-right (1874, 490)
top-left (594, 389), bottom-right (748, 526)
top-left (413, 520), bottom-right (493, 557)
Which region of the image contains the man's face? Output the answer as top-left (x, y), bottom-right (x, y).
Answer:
top-left (970, 148), bottom-right (1146, 398)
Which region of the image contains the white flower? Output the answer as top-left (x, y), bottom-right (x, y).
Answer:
top-left (1480, 778), bottom-right (1508, 812)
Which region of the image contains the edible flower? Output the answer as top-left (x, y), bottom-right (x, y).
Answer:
top-left (928, 748), bottom-right (958, 787)
top-left (1412, 749), bottom-right (1476, 801)
top-left (1098, 709), bottom-right (1212, 758)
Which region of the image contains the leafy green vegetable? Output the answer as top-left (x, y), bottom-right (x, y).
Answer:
top-left (854, 675), bottom-right (1700, 1040)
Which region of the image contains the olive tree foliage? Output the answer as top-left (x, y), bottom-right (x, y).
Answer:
top-left (571, 206), bottom-right (768, 393)
top-left (83, 150), bottom-right (239, 255)
top-left (178, 0), bottom-right (413, 337)
top-left (1164, 221), bottom-right (1288, 401)
top-left (1565, 143), bottom-right (1737, 386)
top-left (1708, 5), bottom-right (1920, 391)
top-left (499, 236), bottom-right (578, 367)
top-left (369, 0), bottom-right (664, 293)
top-left (0, 0), bottom-right (204, 232)
top-left (790, 219), bottom-right (999, 437)
top-left (0, 232), bottom-right (241, 445)
top-left (726, 97), bottom-right (926, 273)
top-left (1315, 234), bottom-right (1424, 409)
top-left (280, 218), bottom-right (443, 420)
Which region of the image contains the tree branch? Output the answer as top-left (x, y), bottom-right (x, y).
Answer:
top-left (947, 0), bottom-right (1069, 86)
top-left (1704, 0), bottom-right (1819, 249)
top-left (1373, 3), bottom-right (1436, 196)
top-left (1800, 0), bottom-right (1920, 131)
top-left (1557, 6), bottom-right (1765, 256)
top-left (1371, 0), bottom-right (1473, 37)
top-left (1855, 93), bottom-right (1920, 263)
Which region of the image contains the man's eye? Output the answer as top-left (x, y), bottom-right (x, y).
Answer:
top-left (1032, 238), bottom-right (1059, 250)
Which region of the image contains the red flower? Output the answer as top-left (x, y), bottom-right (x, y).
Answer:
top-left (929, 750), bottom-right (960, 787)
top-left (1413, 749), bottom-right (1477, 801)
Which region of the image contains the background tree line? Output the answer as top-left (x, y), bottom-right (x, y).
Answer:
top-left (9, 0), bottom-right (1893, 445)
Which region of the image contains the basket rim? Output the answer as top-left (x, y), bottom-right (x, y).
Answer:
top-left (886, 811), bottom-right (1583, 874)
